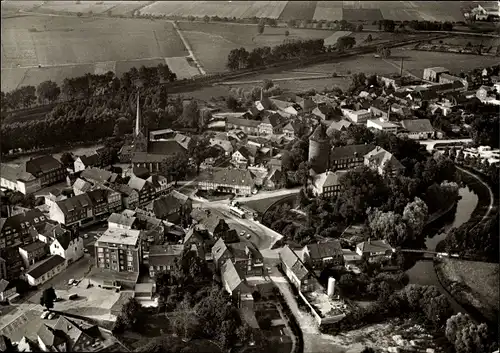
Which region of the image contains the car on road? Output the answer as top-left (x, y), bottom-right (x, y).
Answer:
top-left (93, 235), bottom-right (99, 240)
top-left (83, 234), bottom-right (88, 239)
top-left (54, 297), bottom-right (61, 302)
top-left (48, 312), bottom-right (56, 320)
top-left (239, 231), bottom-right (245, 236)
top-left (73, 280), bottom-right (79, 286)
top-left (68, 279), bottom-right (75, 285)
top-left (245, 233), bottom-right (251, 239)
top-left (84, 248), bottom-right (89, 253)
top-left (69, 293), bottom-right (78, 300)
top-left (40, 311), bottom-right (50, 319)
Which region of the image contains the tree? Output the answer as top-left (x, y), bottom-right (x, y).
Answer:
top-left (172, 299), bottom-right (199, 341)
top-left (236, 323), bottom-right (253, 344)
top-left (203, 15), bottom-right (209, 23)
top-left (368, 209), bottom-right (408, 246)
top-left (355, 24), bottom-right (363, 32)
top-left (402, 197), bottom-right (428, 239)
top-left (285, 30), bottom-right (290, 36)
top-left (96, 147), bottom-right (117, 167)
top-left (37, 80), bottom-right (61, 103)
top-left (40, 287), bottom-right (57, 310)
top-left (214, 219), bottom-right (230, 239)
top-left (336, 36), bottom-right (356, 52)
top-left (366, 34), bottom-right (373, 42)
top-left (257, 21), bottom-right (265, 34)
top-left (178, 100), bottom-right (199, 128)
top-left (226, 96), bottom-right (239, 111)
top-left (187, 135), bottom-right (212, 174)
top-left (113, 117), bottom-right (130, 136)
top-left (160, 152), bottom-right (189, 184)
top-left (59, 152), bottom-right (74, 169)
top-left (114, 297), bottom-right (146, 333)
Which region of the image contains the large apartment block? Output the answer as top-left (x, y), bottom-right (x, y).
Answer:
top-left (94, 228), bottom-right (142, 273)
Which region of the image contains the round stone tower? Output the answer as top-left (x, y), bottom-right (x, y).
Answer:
top-left (308, 122), bottom-right (330, 173)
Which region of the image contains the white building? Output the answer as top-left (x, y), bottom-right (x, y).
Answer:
top-left (367, 119), bottom-right (398, 134)
top-left (25, 255), bottom-right (66, 286)
top-left (401, 119), bottom-right (435, 140)
top-left (49, 232), bottom-right (84, 265)
top-left (341, 108), bottom-right (372, 124)
top-left (0, 164), bottom-right (41, 195)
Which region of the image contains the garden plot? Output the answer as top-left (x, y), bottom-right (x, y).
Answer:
top-left (313, 2), bottom-right (343, 21)
top-left (37, 0), bottom-right (117, 14)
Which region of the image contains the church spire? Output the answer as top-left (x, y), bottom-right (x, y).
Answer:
top-left (135, 93), bottom-right (141, 136)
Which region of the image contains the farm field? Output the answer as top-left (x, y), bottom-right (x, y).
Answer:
top-left (33, 1), bottom-right (149, 15)
top-left (429, 35), bottom-right (500, 48)
top-left (178, 21), bottom-right (335, 73)
top-left (436, 259), bottom-right (499, 322)
top-left (1, 14), bottom-right (189, 91)
top-left (278, 1), bottom-right (318, 21)
top-left (165, 56), bottom-right (200, 79)
top-left (139, 1), bottom-right (288, 19)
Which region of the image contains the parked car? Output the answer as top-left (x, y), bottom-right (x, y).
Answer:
top-left (83, 234), bottom-right (88, 239)
top-left (68, 279), bottom-right (75, 285)
top-left (40, 311), bottom-right (50, 319)
top-left (68, 293), bottom-right (78, 300)
top-left (245, 233), bottom-right (251, 239)
top-left (48, 312), bottom-right (56, 320)
top-left (73, 280), bottom-right (79, 286)
top-left (240, 231), bottom-right (245, 236)
top-left (93, 235), bottom-right (99, 240)
top-left (84, 248), bottom-right (89, 253)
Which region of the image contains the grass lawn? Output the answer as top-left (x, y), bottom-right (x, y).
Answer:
top-left (436, 259), bottom-right (499, 323)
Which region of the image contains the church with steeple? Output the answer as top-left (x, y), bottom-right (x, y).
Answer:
top-left (118, 93), bottom-right (190, 172)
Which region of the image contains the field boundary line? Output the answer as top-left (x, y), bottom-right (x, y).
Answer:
top-left (170, 20), bottom-right (206, 75)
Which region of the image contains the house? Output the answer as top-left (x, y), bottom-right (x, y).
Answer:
top-left (143, 192), bottom-right (186, 221)
top-left (439, 73), bottom-right (468, 91)
top-left (0, 164), bottom-right (41, 195)
top-left (283, 122), bottom-right (298, 139)
top-left (0, 209), bottom-right (49, 280)
top-left (128, 176), bottom-right (156, 206)
top-left (108, 213), bottom-right (137, 230)
top-left (300, 97), bottom-right (317, 113)
top-left (330, 144), bottom-right (376, 171)
top-left (264, 169), bottom-right (284, 190)
top-left (18, 241), bottom-right (47, 268)
top-left (111, 184), bottom-right (139, 210)
top-left (0, 279), bottom-right (17, 302)
top-left (49, 230), bottom-right (84, 265)
top-left (232, 146), bottom-right (256, 168)
top-left (326, 119), bottom-right (352, 136)
top-left (226, 117), bottom-right (260, 135)
top-left (210, 136), bottom-right (234, 156)
top-left (423, 67), bottom-right (449, 82)
top-left (51, 316), bottom-right (102, 352)
top-left (73, 154), bottom-right (99, 173)
top-left (341, 108), bottom-right (372, 124)
top-left (135, 283), bottom-right (154, 301)
top-left (400, 119), bottom-right (435, 140)
top-left (81, 167), bottom-right (117, 186)
top-left (25, 255), bottom-right (66, 286)
top-left (94, 228), bottom-right (142, 274)
top-left (174, 133), bottom-right (191, 150)
top-left (367, 119), bottom-right (398, 134)
top-left (364, 147), bottom-right (404, 176)
top-left (148, 244), bottom-right (184, 277)
top-left (221, 258), bottom-right (252, 307)
top-left (146, 174), bottom-right (173, 196)
top-left (198, 168), bottom-right (254, 196)
top-left (310, 170), bottom-right (347, 198)
top-left (49, 193), bottom-right (93, 227)
top-left (183, 225), bottom-right (215, 261)
top-left (356, 239), bottom-right (395, 262)
top-left (24, 155), bottom-right (66, 187)
top-left (87, 189), bottom-right (110, 220)
top-left (43, 188), bottom-right (68, 209)
top-left (476, 85), bottom-right (500, 106)
top-left (72, 178), bottom-right (93, 196)
top-left (37, 324), bottom-right (67, 352)
top-left (258, 113), bottom-right (284, 136)
top-left (212, 238), bottom-right (264, 276)
top-left (279, 245), bottom-right (316, 293)
top-left (302, 241), bottom-right (344, 270)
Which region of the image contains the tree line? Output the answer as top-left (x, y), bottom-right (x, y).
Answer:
top-left (1, 63), bottom-right (176, 113)
top-left (226, 39), bottom-right (325, 70)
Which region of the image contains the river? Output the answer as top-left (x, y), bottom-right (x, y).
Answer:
top-left (406, 186), bottom-right (479, 312)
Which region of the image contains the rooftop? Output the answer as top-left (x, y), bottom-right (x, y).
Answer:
top-left (330, 144), bottom-right (376, 161)
top-left (357, 239), bottom-right (394, 253)
top-left (19, 240), bottom-right (46, 253)
top-left (108, 213), bottom-right (137, 227)
top-left (25, 155), bottom-right (62, 175)
top-left (368, 119), bottom-right (399, 128)
top-left (0, 163), bottom-right (36, 182)
top-left (96, 228), bottom-right (141, 246)
top-left (401, 119), bottom-right (434, 133)
top-left (26, 255), bottom-right (65, 280)
top-left (203, 168), bottom-right (254, 188)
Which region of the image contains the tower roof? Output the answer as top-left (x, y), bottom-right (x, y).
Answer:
top-left (310, 123), bottom-right (328, 142)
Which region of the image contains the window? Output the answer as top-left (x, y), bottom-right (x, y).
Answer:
top-left (127, 266), bottom-right (133, 272)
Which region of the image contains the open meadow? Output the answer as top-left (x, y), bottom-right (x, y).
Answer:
top-left (1, 14), bottom-right (194, 91)
top-left (29, 1), bottom-right (149, 16)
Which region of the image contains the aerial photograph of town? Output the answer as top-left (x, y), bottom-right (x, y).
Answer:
top-left (0, 1), bottom-right (498, 352)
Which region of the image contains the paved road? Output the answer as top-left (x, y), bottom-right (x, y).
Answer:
top-left (419, 138), bottom-right (473, 152)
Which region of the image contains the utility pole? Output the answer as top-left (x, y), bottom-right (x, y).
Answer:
top-left (400, 57), bottom-right (404, 77)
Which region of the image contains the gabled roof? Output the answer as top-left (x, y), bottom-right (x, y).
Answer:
top-left (26, 255), bottom-right (65, 280)
top-left (327, 119), bottom-right (352, 135)
top-left (148, 244), bottom-right (184, 267)
top-left (25, 155), bottom-right (62, 175)
top-left (330, 144), bottom-right (376, 161)
top-left (226, 117), bottom-right (261, 128)
top-left (108, 213), bottom-right (137, 227)
top-left (0, 279), bottom-right (14, 293)
top-left (261, 113), bottom-right (282, 127)
top-left (426, 66), bottom-right (449, 73)
top-left (236, 146), bottom-right (256, 160)
top-left (53, 316), bottom-right (95, 350)
top-left (54, 230), bottom-right (78, 250)
top-left (364, 147), bottom-right (404, 171)
top-left (0, 209), bottom-right (46, 233)
top-left (146, 174), bottom-right (168, 188)
top-left (204, 168), bottom-right (254, 188)
top-left (174, 133), bottom-right (191, 150)
top-left (20, 240), bottom-right (46, 253)
top-left (0, 163), bottom-right (36, 183)
top-left (81, 167), bottom-right (116, 184)
top-left (313, 170), bottom-right (347, 190)
top-left (401, 119), bottom-right (434, 133)
top-left (87, 189), bottom-right (108, 205)
top-left (128, 176), bottom-right (148, 191)
top-left (145, 194), bottom-right (183, 219)
top-left (280, 246), bottom-right (309, 281)
top-left (147, 140), bottom-right (186, 155)
top-left (356, 239), bottom-right (394, 253)
top-left (77, 154), bottom-right (99, 167)
top-left (221, 258), bottom-right (245, 293)
top-left (305, 241), bottom-right (342, 260)
top-left (37, 324), bottom-right (66, 348)
top-left (112, 183), bottom-right (138, 197)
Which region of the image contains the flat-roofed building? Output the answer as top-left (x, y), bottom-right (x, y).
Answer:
top-left (94, 228), bottom-right (142, 274)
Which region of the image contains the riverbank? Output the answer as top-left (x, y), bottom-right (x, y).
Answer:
top-left (435, 259), bottom-right (498, 326)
